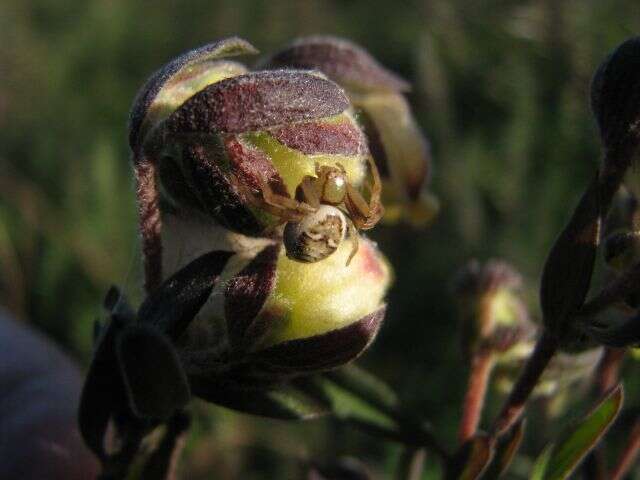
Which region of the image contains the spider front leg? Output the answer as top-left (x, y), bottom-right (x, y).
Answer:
top-left (245, 180), bottom-right (316, 223)
top-left (344, 156), bottom-right (384, 230)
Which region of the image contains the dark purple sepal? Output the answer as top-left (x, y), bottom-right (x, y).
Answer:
top-left (252, 306), bottom-right (386, 375)
top-left (591, 37), bottom-right (640, 157)
top-left (225, 245), bottom-right (280, 350)
top-left (138, 250), bottom-right (234, 340)
top-left (224, 135), bottom-right (289, 196)
top-left (164, 134), bottom-right (265, 235)
top-left (78, 315), bottom-right (130, 461)
top-left (263, 36), bottom-right (410, 93)
top-left (129, 37), bottom-right (258, 151)
top-left (269, 120), bottom-right (367, 155)
top-left (116, 324), bottom-right (190, 419)
top-left (163, 70), bottom-right (350, 135)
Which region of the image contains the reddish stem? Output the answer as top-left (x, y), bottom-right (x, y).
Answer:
top-left (135, 157), bottom-right (163, 293)
top-left (596, 348), bottom-right (627, 394)
top-left (611, 418), bottom-right (640, 480)
top-left (490, 330), bottom-right (558, 438)
top-left (458, 351), bottom-right (494, 444)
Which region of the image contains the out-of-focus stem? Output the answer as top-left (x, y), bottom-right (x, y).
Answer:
top-left (596, 348), bottom-right (627, 394)
top-left (395, 447), bottom-right (426, 480)
top-left (490, 330), bottom-right (558, 438)
top-left (458, 351), bottom-right (494, 444)
top-left (611, 418), bottom-right (640, 480)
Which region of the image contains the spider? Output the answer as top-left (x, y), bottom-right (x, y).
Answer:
top-left (248, 158), bottom-right (383, 264)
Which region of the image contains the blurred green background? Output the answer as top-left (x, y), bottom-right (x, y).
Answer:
top-left (2, 0), bottom-right (640, 478)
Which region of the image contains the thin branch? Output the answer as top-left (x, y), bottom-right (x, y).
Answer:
top-left (490, 330), bottom-right (558, 438)
top-left (611, 418), bottom-right (640, 480)
top-left (458, 351), bottom-right (494, 444)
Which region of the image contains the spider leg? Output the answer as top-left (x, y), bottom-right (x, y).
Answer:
top-left (295, 176), bottom-right (322, 209)
top-left (346, 220), bottom-right (359, 266)
top-left (344, 156), bottom-right (384, 230)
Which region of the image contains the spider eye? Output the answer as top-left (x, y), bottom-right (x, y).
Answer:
top-left (323, 174), bottom-right (347, 205)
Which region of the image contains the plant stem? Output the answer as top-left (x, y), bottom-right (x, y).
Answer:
top-left (458, 350), bottom-right (494, 444)
top-left (134, 155), bottom-right (163, 294)
top-left (611, 418), bottom-right (640, 480)
top-left (395, 447), bottom-right (426, 480)
top-left (490, 330), bottom-right (558, 438)
top-left (596, 348), bottom-right (627, 394)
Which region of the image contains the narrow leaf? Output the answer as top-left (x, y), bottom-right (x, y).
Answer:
top-left (531, 384), bottom-right (623, 480)
top-left (190, 379), bottom-right (330, 420)
top-left (540, 173), bottom-right (601, 338)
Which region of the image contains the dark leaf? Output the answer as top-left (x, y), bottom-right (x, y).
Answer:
top-left (116, 325), bottom-right (190, 419)
top-left (138, 250), bottom-right (234, 340)
top-left (129, 37), bottom-right (258, 150)
top-left (78, 316), bottom-right (129, 460)
top-left (263, 36), bottom-right (410, 92)
top-left (540, 174), bottom-right (601, 339)
top-left (164, 70), bottom-right (349, 135)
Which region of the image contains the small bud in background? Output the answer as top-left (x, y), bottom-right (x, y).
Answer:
top-left (263, 36), bottom-right (438, 227)
top-left (494, 348), bottom-right (603, 409)
top-left (452, 259), bottom-right (535, 360)
top-left (604, 230), bottom-right (640, 272)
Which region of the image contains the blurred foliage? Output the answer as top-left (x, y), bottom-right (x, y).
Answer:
top-left (2, 0), bottom-right (640, 478)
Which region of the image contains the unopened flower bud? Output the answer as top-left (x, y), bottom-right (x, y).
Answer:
top-left (263, 36), bottom-right (437, 227)
top-left (604, 230), bottom-right (640, 271)
top-left (591, 37), bottom-right (640, 166)
top-left (160, 215), bottom-right (391, 384)
top-left (452, 259), bottom-right (535, 360)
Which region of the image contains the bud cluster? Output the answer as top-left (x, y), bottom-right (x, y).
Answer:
top-left (79, 37), bottom-right (434, 461)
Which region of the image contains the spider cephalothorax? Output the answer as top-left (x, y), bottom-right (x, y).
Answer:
top-left (251, 158), bottom-right (384, 264)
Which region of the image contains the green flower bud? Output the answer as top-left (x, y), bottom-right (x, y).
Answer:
top-left (162, 215), bottom-right (391, 383)
top-left (452, 259), bottom-right (535, 360)
top-left (263, 36), bottom-right (437, 227)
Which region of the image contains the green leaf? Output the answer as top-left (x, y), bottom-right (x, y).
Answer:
top-left (323, 364), bottom-right (399, 413)
top-left (531, 385), bottom-right (623, 480)
top-left (295, 375), bottom-right (396, 430)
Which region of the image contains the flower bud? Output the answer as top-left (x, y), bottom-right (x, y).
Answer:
top-left (149, 67), bottom-right (374, 238)
top-left (263, 36), bottom-right (438, 227)
top-left (452, 259), bottom-right (535, 360)
top-left (494, 348), bottom-right (602, 403)
top-left (591, 37), bottom-right (640, 162)
top-left (604, 230), bottom-right (640, 271)
top-left (168, 224), bottom-right (391, 384)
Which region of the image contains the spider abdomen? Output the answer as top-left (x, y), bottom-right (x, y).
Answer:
top-left (283, 205), bottom-right (347, 262)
